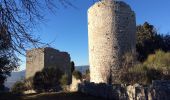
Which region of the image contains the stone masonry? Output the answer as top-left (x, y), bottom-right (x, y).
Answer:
top-left (26, 47), bottom-right (72, 84)
top-left (88, 0), bottom-right (136, 83)
top-left (78, 80), bottom-right (170, 100)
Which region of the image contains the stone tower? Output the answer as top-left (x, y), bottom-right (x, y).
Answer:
top-left (88, 0), bottom-right (136, 84)
top-left (26, 47), bottom-right (72, 84)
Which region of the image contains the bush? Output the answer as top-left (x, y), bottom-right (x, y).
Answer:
top-left (11, 81), bottom-right (25, 94)
top-left (72, 70), bottom-right (82, 80)
top-left (144, 50), bottom-right (170, 69)
top-left (60, 74), bottom-right (68, 86)
top-left (33, 68), bottom-right (63, 92)
top-left (24, 77), bottom-right (34, 91)
top-left (120, 50), bottom-right (170, 85)
top-left (59, 74), bottom-right (69, 91)
top-left (84, 69), bottom-right (90, 81)
top-left (120, 67), bottom-right (163, 85)
top-left (71, 61), bottom-right (75, 73)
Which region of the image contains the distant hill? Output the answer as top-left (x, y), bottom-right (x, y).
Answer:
top-left (75, 65), bottom-right (89, 74)
top-left (5, 70), bottom-right (25, 89)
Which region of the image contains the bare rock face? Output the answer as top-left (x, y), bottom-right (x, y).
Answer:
top-left (88, 0), bottom-right (136, 84)
top-left (26, 47), bottom-right (72, 84)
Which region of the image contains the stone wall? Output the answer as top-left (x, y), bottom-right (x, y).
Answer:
top-left (79, 82), bottom-right (127, 100)
top-left (26, 48), bottom-right (45, 79)
top-left (26, 47), bottom-right (72, 84)
top-left (88, 0), bottom-right (136, 84)
top-left (78, 80), bottom-right (170, 100)
top-left (149, 80), bottom-right (170, 100)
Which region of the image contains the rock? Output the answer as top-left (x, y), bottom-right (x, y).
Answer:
top-left (24, 90), bottom-right (36, 94)
top-left (69, 76), bottom-right (81, 92)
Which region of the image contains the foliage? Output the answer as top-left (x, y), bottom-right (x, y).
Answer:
top-left (33, 68), bottom-right (63, 92)
top-left (59, 74), bottom-right (69, 92)
top-left (11, 81), bottom-right (25, 94)
top-left (0, 49), bottom-right (18, 91)
top-left (60, 74), bottom-right (68, 86)
top-left (83, 69), bottom-right (90, 81)
top-left (136, 22), bottom-right (170, 61)
top-left (120, 50), bottom-right (170, 85)
top-left (0, 0), bottom-right (72, 91)
top-left (72, 70), bottom-right (82, 80)
top-left (71, 61), bottom-right (75, 73)
top-left (0, 0), bottom-right (74, 54)
top-left (23, 77), bottom-right (34, 91)
top-left (144, 50), bottom-right (170, 69)
top-left (122, 52), bottom-right (136, 69)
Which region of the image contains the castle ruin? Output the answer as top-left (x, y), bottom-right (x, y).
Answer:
top-left (88, 0), bottom-right (136, 84)
top-left (26, 47), bottom-right (72, 83)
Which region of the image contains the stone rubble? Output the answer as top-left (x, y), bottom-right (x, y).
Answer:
top-left (78, 80), bottom-right (170, 100)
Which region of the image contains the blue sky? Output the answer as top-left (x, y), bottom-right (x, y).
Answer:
top-left (19, 0), bottom-right (170, 70)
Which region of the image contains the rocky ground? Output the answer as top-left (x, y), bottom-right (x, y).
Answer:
top-left (0, 92), bottom-right (105, 100)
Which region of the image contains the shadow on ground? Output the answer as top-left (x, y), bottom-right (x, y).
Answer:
top-left (0, 92), bottom-right (105, 100)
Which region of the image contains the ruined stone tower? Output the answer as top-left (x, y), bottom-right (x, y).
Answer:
top-left (26, 47), bottom-right (72, 84)
top-left (88, 0), bottom-right (136, 84)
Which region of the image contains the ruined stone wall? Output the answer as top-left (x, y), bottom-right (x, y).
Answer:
top-left (44, 47), bottom-right (72, 84)
top-left (26, 48), bottom-right (45, 79)
top-left (78, 80), bottom-right (170, 100)
top-left (26, 47), bottom-right (71, 83)
top-left (88, 0), bottom-right (136, 83)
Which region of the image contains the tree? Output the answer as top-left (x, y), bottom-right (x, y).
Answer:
top-left (0, 0), bottom-right (74, 54)
top-left (11, 81), bottom-right (25, 94)
top-left (72, 70), bottom-right (82, 80)
top-left (0, 43), bottom-right (18, 90)
top-left (0, 0), bottom-right (73, 90)
top-left (136, 22), bottom-right (170, 61)
top-left (71, 61), bottom-right (75, 73)
top-left (120, 50), bottom-right (170, 85)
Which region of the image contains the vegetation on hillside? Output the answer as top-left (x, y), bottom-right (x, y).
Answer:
top-left (120, 50), bottom-right (170, 85)
top-left (136, 22), bottom-right (170, 61)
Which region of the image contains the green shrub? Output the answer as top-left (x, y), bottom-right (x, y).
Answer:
top-left (59, 74), bottom-right (69, 91)
top-left (84, 69), bottom-right (90, 81)
top-left (71, 61), bottom-right (75, 73)
top-left (128, 64), bottom-right (147, 73)
top-left (144, 50), bottom-right (170, 69)
top-left (72, 70), bottom-right (82, 80)
top-left (24, 77), bottom-right (34, 91)
top-left (11, 81), bottom-right (25, 94)
top-left (120, 50), bottom-right (170, 85)
top-left (60, 74), bottom-right (68, 86)
top-left (33, 68), bottom-right (63, 92)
